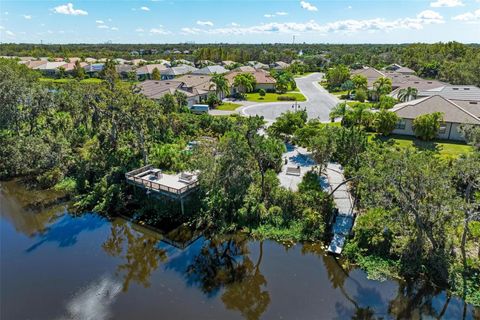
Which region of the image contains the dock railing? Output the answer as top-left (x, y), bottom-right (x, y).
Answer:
top-left (125, 166), bottom-right (199, 196)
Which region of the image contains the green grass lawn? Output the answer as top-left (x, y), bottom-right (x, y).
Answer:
top-left (246, 92), bottom-right (306, 102)
top-left (370, 133), bottom-right (473, 158)
top-left (216, 102), bottom-right (242, 111)
top-left (39, 77), bottom-right (104, 84)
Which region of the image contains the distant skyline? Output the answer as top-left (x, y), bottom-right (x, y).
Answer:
top-left (0, 0), bottom-right (479, 44)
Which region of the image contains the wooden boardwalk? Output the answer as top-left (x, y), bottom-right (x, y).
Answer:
top-left (325, 163), bottom-right (356, 255)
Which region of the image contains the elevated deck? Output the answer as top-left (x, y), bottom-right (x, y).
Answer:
top-left (325, 163), bottom-right (356, 255)
top-left (125, 165), bottom-right (199, 200)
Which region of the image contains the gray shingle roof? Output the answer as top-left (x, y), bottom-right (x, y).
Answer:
top-left (418, 85), bottom-right (480, 101)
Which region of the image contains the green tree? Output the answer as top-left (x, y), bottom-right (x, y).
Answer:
top-left (233, 73), bottom-right (256, 94)
top-left (151, 67), bottom-right (161, 80)
top-left (210, 73), bottom-right (230, 99)
top-left (329, 102), bottom-right (350, 123)
top-left (355, 89), bottom-right (367, 102)
top-left (72, 60), bottom-right (85, 80)
top-left (258, 88), bottom-right (266, 97)
top-left (341, 80), bottom-right (355, 97)
top-left (378, 95), bottom-right (397, 110)
top-left (351, 74), bottom-right (368, 91)
top-left (413, 112), bottom-right (444, 140)
top-left (374, 109), bottom-right (399, 136)
top-left (372, 77), bottom-right (392, 101)
top-left (397, 87), bottom-right (418, 102)
top-left (326, 64), bottom-right (350, 90)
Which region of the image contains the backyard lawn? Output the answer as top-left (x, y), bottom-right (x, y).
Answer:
top-left (216, 102), bottom-right (242, 111)
top-left (246, 92), bottom-right (306, 102)
top-left (370, 134), bottom-right (473, 158)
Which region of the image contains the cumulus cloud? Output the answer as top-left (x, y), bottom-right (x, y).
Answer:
top-left (231, 22), bottom-right (240, 26)
top-left (300, 1), bottom-right (318, 12)
top-left (453, 9), bottom-right (480, 22)
top-left (97, 25), bottom-right (109, 29)
top-left (180, 11), bottom-right (444, 36)
top-left (23, 15), bottom-right (31, 19)
top-left (110, 27), bottom-right (118, 31)
top-left (96, 20), bottom-right (104, 24)
top-left (150, 27), bottom-right (170, 34)
top-left (53, 3), bottom-right (88, 16)
top-left (197, 20), bottom-right (213, 26)
top-left (430, 0), bottom-right (464, 7)
top-left (140, 6), bottom-right (150, 11)
top-left (276, 11), bottom-right (288, 16)
top-left (5, 30), bottom-right (15, 37)
top-left (0, 25), bottom-right (4, 30)
top-left (264, 14), bottom-right (275, 18)
top-left (135, 27), bottom-right (145, 32)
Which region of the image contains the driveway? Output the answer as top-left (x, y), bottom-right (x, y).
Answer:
top-left (239, 73), bottom-right (340, 122)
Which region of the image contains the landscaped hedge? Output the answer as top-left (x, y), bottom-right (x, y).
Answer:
top-left (277, 95), bottom-right (297, 101)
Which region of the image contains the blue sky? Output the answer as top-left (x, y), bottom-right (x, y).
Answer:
top-left (0, 0), bottom-right (479, 43)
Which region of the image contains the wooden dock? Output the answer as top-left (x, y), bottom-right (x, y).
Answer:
top-left (325, 163), bottom-right (356, 255)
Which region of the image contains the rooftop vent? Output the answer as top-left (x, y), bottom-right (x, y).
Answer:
top-left (453, 88), bottom-right (459, 90)
top-left (464, 88), bottom-right (470, 90)
top-left (469, 101), bottom-right (478, 104)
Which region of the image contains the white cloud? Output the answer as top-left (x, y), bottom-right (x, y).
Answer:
top-left (180, 11), bottom-right (444, 36)
top-left (0, 26), bottom-right (4, 30)
top-left (97, 25), bottom-right (109, 29)
top-left (276, 11), bottom-right (288, 16)
top-left (300, 1), bottom-right (318, 12)
top-left (135, 27), bottom-right (145, 32)
top-left (430, 0), bottom-right (464, 7)
top-left (264, 14), bottom-right (275, 18)
top-left (5, 30), bottom-right (14, 37)
top-left (150, 27), bottom-right (170, 34)
top-left (23, 15), bottom-right (31, 19)
top-left (140, 6), bottom-right (150, 11)
top-left (110, 27), bottom-right (118, 31)
top-left (453, 9), bottom-right (480, 22)
top-left (197, 20), bottom-right (214, 26)
top-left (53, 3), bottom-right (88, 16)
top-left (96, 20), bottom-right (104, 24)
top-left (348, 6), bottom-right (352, 9)
top-left (231, 22), bottom-right (240, 26)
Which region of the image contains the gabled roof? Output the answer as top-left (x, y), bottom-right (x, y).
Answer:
top-left (351, 67), bottom-right (385, 79)
top-left (175, 74), bottom-right (213, 91)
top-left (136, 64), bottom-right (168, 75)
top-left (418, 85), bottom-right (480, 102)
top-left (225, 69), bottom-right (276, 85)
top-left (33, 62), bottom-right (67, 70)
top-left (391, 95), bottom-right (480, 125)
top-left (162, 65), bottom-right (198, 76)
top-left (193, 65), bottom-right (228, 75)
top-left (233, 66), bottom-right (256, 73)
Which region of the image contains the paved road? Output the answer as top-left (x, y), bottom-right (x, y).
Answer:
top-left (240, 73), bottom-right (340, 122)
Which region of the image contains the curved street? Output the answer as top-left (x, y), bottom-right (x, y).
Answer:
top-left (240, 73), bottom-right (340, 122)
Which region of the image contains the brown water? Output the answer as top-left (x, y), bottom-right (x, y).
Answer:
top-left (1, 180), bottom-right (478, 320)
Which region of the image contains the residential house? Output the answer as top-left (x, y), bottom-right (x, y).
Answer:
top-left (193, 65), bottom-right (229, 75)
top-left (137, 74), bottom-right (213, 107)
top-left (32, 61), bottom-right (67, 76)
top-left (83, 63), bottom-right (105, 77)
top-left (21, 60), bottom-right (48, 69)
top-left (136, 64), bottom-right (168, 80)
top-left (384, 64), bottom-right (416, 75)
top-left (221, 60), bottom-right (236, 67)
top-left (63, 62), bottom-right (88, 73)
top-left (225, 69), bottom-right (277, 93)
top-left (115, 64), bottom-right (135, 80)
top-left (270, 61), bottom-right (290, 70)
top-left (161, 65), bottom-right (198, 80)
top-left (84, 58), bottom-right (97, 63)
top-left (417, 85), bottom-right (480, 102)
top-left (391, 95), bottom-right (480, 141)
top-left (131, 59), bottom-right (147, 66)
top-left (233, 65), bottom-right (256, 73)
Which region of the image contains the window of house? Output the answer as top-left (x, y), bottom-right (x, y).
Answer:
top-left (439, 123), bottom-right (447, 134)
top-left (396, 119), bottom-right (406, 130)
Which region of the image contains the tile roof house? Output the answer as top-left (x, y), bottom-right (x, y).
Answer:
top-left (22, 60), bottom-right (48, 69)
top-left (63, 62), bottom-right (88, 72)
top-left (32, 61), bottom-right (68, 75)
top-left (417, 85), bottom-right (480, 102)
top-left (271, 61), bottom-right (290, 70)
top-left (161, 65), bottom-right (198, 79)
top-left (351, 67), bottom-right (386, 87)
top-left (391, 95), bottom-right (480, 141)
top-left (225, 69), bottom-right (277, 93)
top-left (115, 64), bottom-right (135, 79)
top-left (221, 60), bottom-right (236, 67)
top-left (193, 65), bottom-right (229, 75)
top-left (137, 76), bottom-right (213, 107)
top-left (384, 64), bottom-right (416, 75)
top-left (136, 64), bottom-right (168, 80)
top-left (233, 66), bottom-right (256, 73)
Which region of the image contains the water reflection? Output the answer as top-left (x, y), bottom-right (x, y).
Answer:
top-left (26, 213), bottom-right (106, 252)
top-left (58, 275), bottom-right (122, 320)
top-left (102, 220), bottom-right (168, 291)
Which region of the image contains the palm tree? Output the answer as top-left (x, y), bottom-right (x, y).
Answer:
top-left (397, 87), bottom-right (418, 102)
top-left (210, 73), bottom-right (230, 99)
top-left (373, 77), bottom-right (392, 101)
top-left (233, 73), bottom-right (256, 94)
top-left (329, 102), bottom-right (350, 123)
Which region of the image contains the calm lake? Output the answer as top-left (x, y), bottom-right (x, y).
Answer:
top-left (1, 180), bottom-right (478, 320)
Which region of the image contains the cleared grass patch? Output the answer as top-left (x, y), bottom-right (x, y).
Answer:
top-left (216, 102), bottom-right (241, 111)
top-left (246, 92), bottom-right (306, 102)
top-left (370, 133), bottom-right (473, 159)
